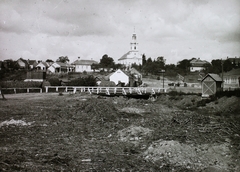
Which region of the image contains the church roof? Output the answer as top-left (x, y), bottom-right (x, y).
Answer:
top-left (118, 51), bottom-right (131, 61)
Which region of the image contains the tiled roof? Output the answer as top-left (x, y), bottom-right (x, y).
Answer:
top-left (190, 58), bottom-right (209, 67)
top-left (72, 59), bottom-right (98, 65)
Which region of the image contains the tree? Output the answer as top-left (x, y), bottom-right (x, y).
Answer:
top-left (46, 59), bottom-right (54, 63)
top-left (57, 56), bottom-right (69, 63)
top-left (146, 57), bottom-right (153, 63)
top-left (142, 54), bottom-right (147, 65)
top-left (211, 59), bottom-right (222, 74)
top-left (156, 56), bottom-right (165, 69)
top-left (223, 59), bottom-right (233, 72)
top-left (177, 59), bottom-right (191, 71)
top-left (100, 54), bottom-right (115, 69)
top-left (91, 63), bottom-right (100, 72)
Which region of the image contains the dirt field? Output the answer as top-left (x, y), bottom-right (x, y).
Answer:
top-left (0, 92), bottom-right (240, 171)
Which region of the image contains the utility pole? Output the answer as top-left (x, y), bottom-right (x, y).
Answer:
top-left (221, 59), bottom-right (224, 90)
top-left (160, 69), bottom-right (165, 88)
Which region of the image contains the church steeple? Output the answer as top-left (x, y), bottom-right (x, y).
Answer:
top-left (130, 32), bottom-right (138, 51)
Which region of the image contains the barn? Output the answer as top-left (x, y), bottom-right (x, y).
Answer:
top-left (201, 73), bottom-right (223, 97)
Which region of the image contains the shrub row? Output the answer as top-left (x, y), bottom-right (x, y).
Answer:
top-left (67, 76), bottom-right (97, 86)
top-left (1, 81), bottom-right (42, 88)
top-left (2, 88), bottom-right (43, 94)
top-left (216, 89), bottom-right (240, 98)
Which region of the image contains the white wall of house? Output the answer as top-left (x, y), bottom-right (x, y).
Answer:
top-left (109, 69), bottom-right (129, 85)
top-left (36, 63), bottom-right (47, 70)
top-left (47, 66), bottom-right (56, 73)
top-left (17, 60), bottom-right (26, 68)
top-left (75, 65), bottom-right (92, 72)
top-left (190, 67), bottom-right (205, 72)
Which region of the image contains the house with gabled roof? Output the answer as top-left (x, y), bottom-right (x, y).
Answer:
top-left (36, 61), bottom-right (49, 71)
top-left (190, 58), bottom-right (210, 72)
top-left (71, 57), bottom-right (98, 72)
top-left (17, 58), bottom-right (29, 69)
top-left (221, 68), bottom-right (240, 88)
top-left (109, 69), bottom-right (129, 86)
top-left (47, 62), bottom-right (74, 73)
top-left (28, 60), bottom-right (38, 69)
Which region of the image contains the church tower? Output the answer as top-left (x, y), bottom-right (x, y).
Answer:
top-left (118, 32), bottom-right (142, 67)
top-left (130, 33), bottom-right (138, 51)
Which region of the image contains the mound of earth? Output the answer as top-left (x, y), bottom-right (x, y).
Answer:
top-left (144, 140), bottom-right (232, 171)
top-left (205, 96), bottom-right (240, 113)
top-left (118, 125), bottom-right (153, 145)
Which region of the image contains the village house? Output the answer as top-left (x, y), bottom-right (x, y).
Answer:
top-left (104, 68), bottom-right (142, 87)
top-left (71, 57), bottom-right (98, 72)
top-left (227, 57), bottom-right (240, 67)
top-left (118, 32), bottom-right (142, 67)
top-left (36, 61), bottom-right (49, 71)
top-left (222, 68), bottom-right (240, 88)
top-left (28, 60), bottom-right (38, 69)
top-left (109, 69), bottom-right (129, 86)
top-left (190, 58), bottom-right (210, 72)
top-left (16, 58), bottom-right (29, 69)
top-left (47, 62), bottom-right (74, 73)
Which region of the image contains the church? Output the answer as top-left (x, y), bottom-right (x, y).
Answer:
top-left (118, 32), bottom-right (142, 67)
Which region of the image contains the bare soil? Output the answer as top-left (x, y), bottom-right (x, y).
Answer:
top-left (0, 93), bottom-right (239, 171)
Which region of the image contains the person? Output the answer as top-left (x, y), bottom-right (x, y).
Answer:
top-left (0, 85), bottom-right (6, 100)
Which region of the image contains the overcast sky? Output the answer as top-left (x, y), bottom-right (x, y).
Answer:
top-left (0, 0), bottom-right (240, 64)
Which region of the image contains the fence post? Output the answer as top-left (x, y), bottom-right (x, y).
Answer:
top-left (45, 87), bottom-right (48, 93)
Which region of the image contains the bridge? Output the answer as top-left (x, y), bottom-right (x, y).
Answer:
top-left (45, 86), bottom-right (168, 96)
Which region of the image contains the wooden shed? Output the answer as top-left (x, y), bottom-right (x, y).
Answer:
top-left (201, 73), bottom-right (223, 97)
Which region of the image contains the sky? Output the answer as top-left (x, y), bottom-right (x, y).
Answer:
top-left (0, 0), bottom-right (240, 64)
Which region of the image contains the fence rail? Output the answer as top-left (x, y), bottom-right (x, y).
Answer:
top-left (45, 86), bottom-right (167, 95)
top-left (0, 86), bottom-right (168, 95)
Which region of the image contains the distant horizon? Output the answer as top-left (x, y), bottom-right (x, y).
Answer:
top-left (1, 55), bottom-right (240, 65)
top-left (1, 0), bottom-right (240, 65)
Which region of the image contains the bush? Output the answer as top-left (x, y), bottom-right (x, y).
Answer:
top-left (68, 76), bottom-right (96, 86)
top-left (48, 77), bottom-right (61, 86)
top-left (215, 89), bottom-right (240, 98)
top-left (1, 81), bottom-right (42, 88)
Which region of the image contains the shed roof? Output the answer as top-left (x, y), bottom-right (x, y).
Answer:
top-left (201, 73), bottom-right (223, 82)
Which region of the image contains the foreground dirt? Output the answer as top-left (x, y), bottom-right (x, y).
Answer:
top-left (0, 93), bottom-right (239, 171)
